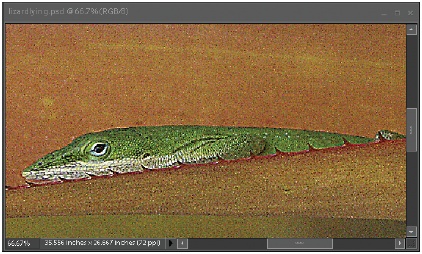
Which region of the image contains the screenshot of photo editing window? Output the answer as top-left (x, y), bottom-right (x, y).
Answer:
top-left (3, 2), bottom-right (420, 252)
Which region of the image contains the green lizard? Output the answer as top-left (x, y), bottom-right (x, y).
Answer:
top-left (22, 126), bottom-right (405, 183)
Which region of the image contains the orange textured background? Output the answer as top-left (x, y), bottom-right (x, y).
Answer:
top-left (6, 24), bottom-right (406, 187)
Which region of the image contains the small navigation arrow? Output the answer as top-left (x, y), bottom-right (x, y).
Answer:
top-left (409, 231), bottom-right (414, 233)
top-left (169, 240), bottom-right (173, 246)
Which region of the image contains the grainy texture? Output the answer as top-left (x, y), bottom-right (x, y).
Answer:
top-left (5, 24), bottom-right (406, 238)
top-left (7, 141), bottom-right (406, 218)
top-left (6, 24), bottom-right (406, 187)
top-left (6, 140), bottom-right (406, 238)
top-left (6, 215), bottom-right (406, 239)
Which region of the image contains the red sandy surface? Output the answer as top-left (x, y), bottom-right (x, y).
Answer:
top-left (6, 139), bottom-right (405, 221)
top-left (6, 24), bottom-right (405, 187)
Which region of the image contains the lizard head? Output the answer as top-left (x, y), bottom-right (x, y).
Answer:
top-left (21, 132), bottom-right (137, 183)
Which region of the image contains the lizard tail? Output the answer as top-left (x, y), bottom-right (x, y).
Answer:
top-left (374, 130), bottom-right (406, 142)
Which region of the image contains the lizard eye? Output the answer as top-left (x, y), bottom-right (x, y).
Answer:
top-left (90, 143), bottom-right (109, 157)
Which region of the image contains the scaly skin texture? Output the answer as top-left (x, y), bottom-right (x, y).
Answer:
top-left (22, 126), bottom-right (405, 183)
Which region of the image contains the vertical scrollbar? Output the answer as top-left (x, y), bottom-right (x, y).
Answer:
top-left (405, 22), bottom-right (419, 229)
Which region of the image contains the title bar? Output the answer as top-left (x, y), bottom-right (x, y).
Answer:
top-left (3, 2), bottom-right (420, 23)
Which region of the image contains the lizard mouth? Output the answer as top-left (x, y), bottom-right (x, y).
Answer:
top-left (22, 159), bottom-right (146, 183)
top-left (22, 168), bottom-right (96, 182)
